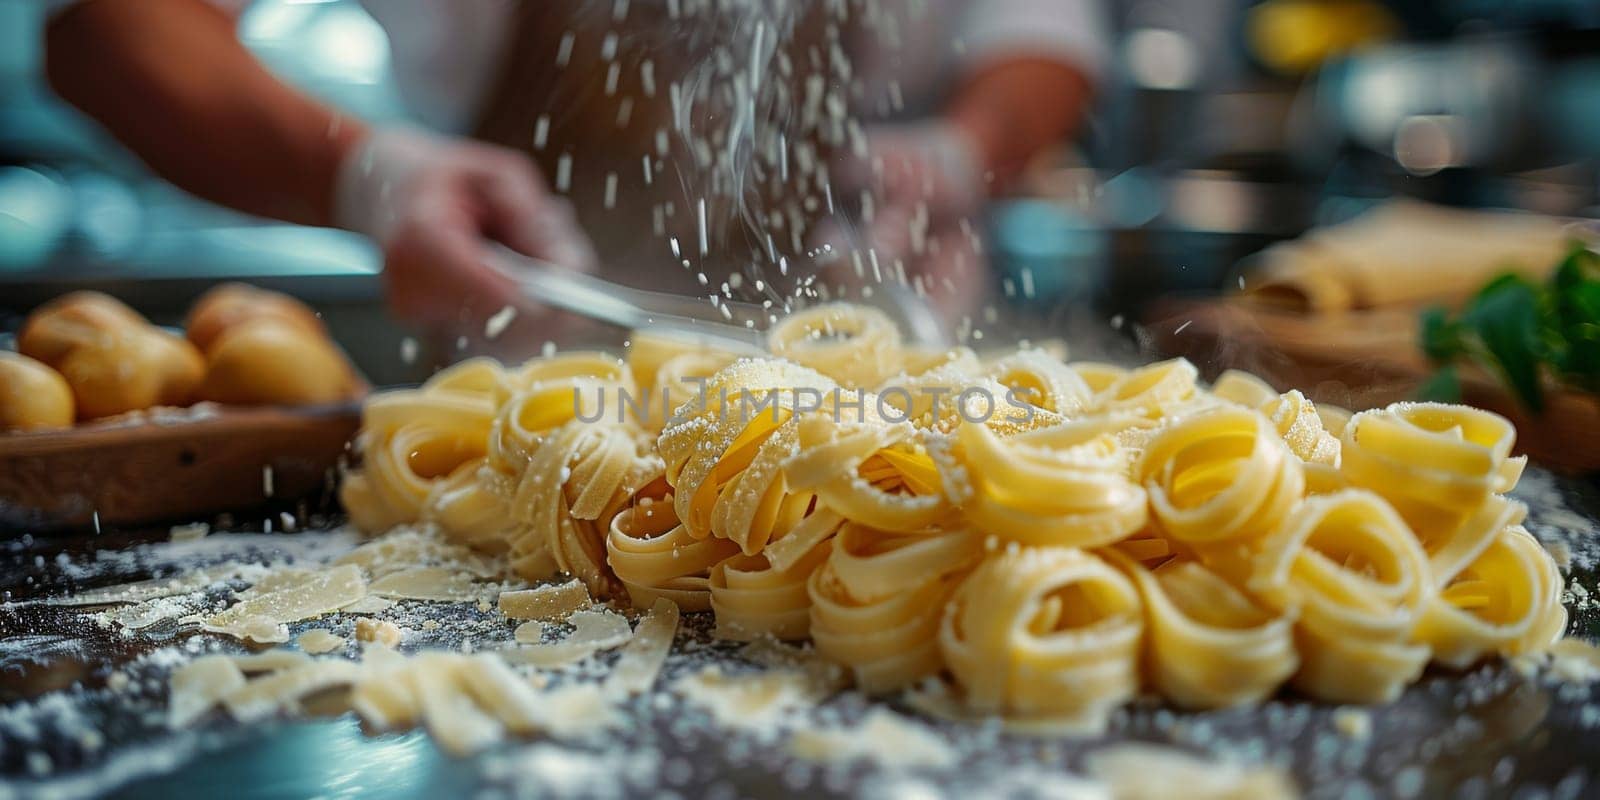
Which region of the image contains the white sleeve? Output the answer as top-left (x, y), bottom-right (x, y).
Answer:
top-left (960, 0), bottom-right (1111, 83)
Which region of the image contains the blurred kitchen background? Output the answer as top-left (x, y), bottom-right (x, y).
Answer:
top-left (2, 0), bottom-right (1598, 384)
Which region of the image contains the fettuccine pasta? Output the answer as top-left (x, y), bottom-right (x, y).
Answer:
top-left (339, 303), bottom-right (1575, 730)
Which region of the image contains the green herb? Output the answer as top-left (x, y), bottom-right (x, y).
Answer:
top-left (1419, 244), bottom-right (1600, 414)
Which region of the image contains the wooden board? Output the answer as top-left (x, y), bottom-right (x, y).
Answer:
top-left (0, 403), bottom-right (361, 531)
top-left (1147, 297), bottom-right (1600, 473)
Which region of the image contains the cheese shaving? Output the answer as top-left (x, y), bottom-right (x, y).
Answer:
top-left (220, 660), bottom-right (363, 723)
top-left (788, 709), bottom-right (957, 768)
top-left (230, 650), bottom-right (312, 674)
top-left (674, 667), bottom-right (818, 733)
top-left (513, 621), bottom-right (544, 644)
top-left (201, 565), bottom-right (366, 641)
top-left (498, 581), bottom-right (591, 621)
top-left (497, 609), bottom-right (632, 668)
top-left (408, 653), bottom-right (505, 756)
top-left (606, 598), bottom-right (679, 696)
top-left (369, 567), bottom-right (481, 602)
top-left (297, 629), bottom-right (346, 655)
top-left (167, 655), bottom-right (246, 728)
top-left (355, 617), bottom-right (403, 648)
top-left (1086, 743), bottom-right (1297, 800)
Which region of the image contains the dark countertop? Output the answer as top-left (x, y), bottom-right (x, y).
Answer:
top-left (0, 470), bottom-right (1596, 799)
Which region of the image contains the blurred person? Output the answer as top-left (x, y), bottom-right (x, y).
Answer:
top-left (45, 0), bottom-right (1104, 341)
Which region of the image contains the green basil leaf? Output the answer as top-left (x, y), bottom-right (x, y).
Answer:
top-left (1463, 276), bottom-right (1545, 412)
top-left (1419, 306), bottom-right (1465, 364)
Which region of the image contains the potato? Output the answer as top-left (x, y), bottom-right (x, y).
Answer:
top-left (201, 318), bottom-right (354, 406)
top-left (17, 290), bottom-right (146, 365)
top-left (54, 332), bottom-right (164, 419)
top-left (185, 282), bottom-right (325, 355)
top-left (144, 328), bottom-right (206, 406)
top-left (54, 328), bottom-right (204, 419)
top-left (0, 351), bottom-right (74, 431)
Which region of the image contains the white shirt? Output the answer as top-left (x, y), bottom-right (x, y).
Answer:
top-left (354, 0), bottom-right (1109, 133)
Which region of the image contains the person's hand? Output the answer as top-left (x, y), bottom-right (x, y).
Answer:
top-left (821, 122), bottom-right (991, 321)
top-left (335, 128), bottom-right (597, 336)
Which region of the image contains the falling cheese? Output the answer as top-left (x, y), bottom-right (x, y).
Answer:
top-left (202, 565), bottom-right (366, 642)
top-left (221, 660), bottom-right (364, 723)
top-left (606, 598), bottom-right (679, 696)
top-left (369, 567), bottom-right (481, 602)
top-left (298, 629), bottom-right (346, 655)
top-left (497, 581), bottom-right (591, 621)
top-left (167, 655), bottom-right (246, 728)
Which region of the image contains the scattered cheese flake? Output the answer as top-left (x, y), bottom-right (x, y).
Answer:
top-left (356, 617), bottom-right (403, 648)
top-left (47, 567), bottom-right (241, 607)
top-left (457, 655), bottom-right (550, 735)
top-left (350, 649), bottom-right (418, 730)
top-left (202, 565), bottom-right (366, 641)
top-left (369, 567), bottom-right (480, 602)
top-left (674, 667), bottom-right (817, 732)
top-left (230, 650), bottom-right (312, 674)
top-left (513, 621), bottom-right (544, 644)
top-left (789, 709), bottom-right (956, 768)
top-left (1332, 707), bottom-right (1371, 740)
top-left (1549, 638), bottom-right (1600, 684)
top-left (297, 629), bottom-right (345, 655)
top-left (341, 596), bottom-right (396, 614)
top-left (221, 660), bottom-right (364, 723)
top-left (409, 653), bottom-right (504, 756)
top-left (497, 609), bottom-right (632, 668)
top-left (168, 655), bottom-right (246, 728)
top-left (168, 523), bottom-right (209, 542)
top-left (498, 581), bottom-right (591, 621)
top-left (1086, 743), bottom-right (1297, 800)
top-left (606, 598), bottom-right (679, 696)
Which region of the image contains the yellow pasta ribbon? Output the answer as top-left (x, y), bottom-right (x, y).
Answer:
top-left (808, 524), bottom-right (981, 693)
top-left (1137, 405), bottom-right (1305, 546)
top-left (940, 547), bottom-right (1143, 729)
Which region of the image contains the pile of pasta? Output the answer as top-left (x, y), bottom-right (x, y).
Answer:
top-left (340, 303), bottom-right (1569, 729)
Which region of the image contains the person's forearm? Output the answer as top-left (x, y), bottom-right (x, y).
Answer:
top-left (946, 57), bottom-right (1093, 193)
top-left (45, 0), bottom-right (367, 226)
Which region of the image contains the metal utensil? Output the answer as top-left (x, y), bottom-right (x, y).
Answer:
top-left (485, 244), bottom-right (768, 354)
top-left (485, 243), bottom-right (952, 351)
